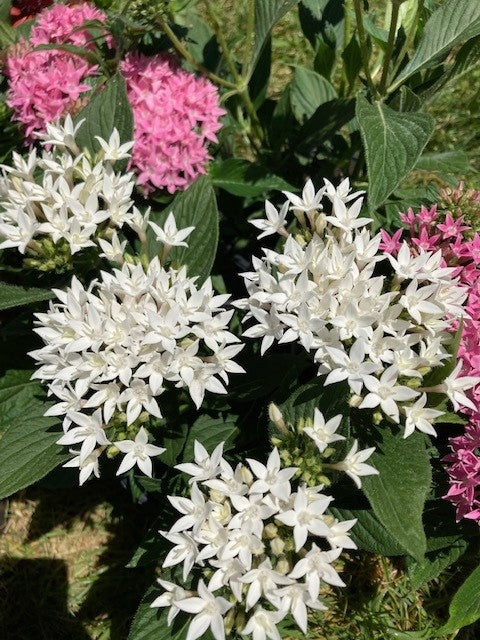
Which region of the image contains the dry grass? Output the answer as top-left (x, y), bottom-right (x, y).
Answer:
top-left (0, 481), bottom-right (156, 640)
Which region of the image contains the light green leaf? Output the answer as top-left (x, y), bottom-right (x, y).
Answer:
top-left (252, 0), bottom-right (300, 70)
top-left (0, 282), bottom-right (55, 311)
top-left (361, 428), bottom-right (431, 561)
top-left (415, 151), bottom-right (470, 174)
top-left (148, 176), bottom-right (219, 283)
top-left (210, 159), bottom-right (293, 197)
top-left (394, 0), bottom-right (480, 87)
top-left (356, 95), bottom-right (434, 211)
top-left (74, 73), bottom-right (133, 155)
top-left (0, 370), bottom-right (67, 499)
top-left (440, 565), bottom-right (480, 634)
top-left (290, 66), bottom-right (337, 121)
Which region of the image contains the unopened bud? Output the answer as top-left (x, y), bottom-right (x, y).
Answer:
top-left (224, 608), bottom-right (236, 635)
top-left (209, 489), bottom-right (226, 504)
top-left (276, 556), bottom-right (291, 574)
top-left (373, 411), bottom-right (383, 425)
top-left (106, 445), bottom-right (119, 458)
top-left (240, 465), bottom-right (253, 486)
top-left (235, 611), bottom-right (246, 632)
top-left (270, 537), bottom-right (285, 555)
top-left (268, 403), bottom-right (288, 433)
top-left (349, 394), bottom-right (363, 408)
top-left (263, 523), bottom-right (278, 539)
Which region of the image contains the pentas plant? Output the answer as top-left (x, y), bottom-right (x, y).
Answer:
top-left (30, 231), bottom-right (244, 484)
top-left (236, 180), bottom-right (477, 438)
top-left (0, 116), bottom-right (137, 271)
top-left (3, 2), bottom-right (225, 194)
top-left (381, 185), bottom-right (480, 524)
top-left (151, 417), bottom-right (377, 640)
top-left (121, 52), bottom-right (225, 194)
top-left (5, 2), bottom-right (110, 140)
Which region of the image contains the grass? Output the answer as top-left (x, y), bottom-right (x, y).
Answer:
top-left (0, 480), bottom-right (156, 640)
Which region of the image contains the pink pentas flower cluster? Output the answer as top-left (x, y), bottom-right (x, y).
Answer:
top-left (120, 52), bottom-right (225, 194)
top-left (5, 2), bottom-right (108, 143)
top-left (4, 4), bottom-right (224, 194)
top-left (29, 1), bottom-right (108, 47)
top-left (380, 184), bottom-right (480, 524)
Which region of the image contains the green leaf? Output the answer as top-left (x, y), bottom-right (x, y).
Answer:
top-left (389, 86), bottom-right (421, 113)
top-left (148, 176), bottom-right (219, 283)
top-left (440, 564), bottom-right (480, 634)
top-left (342, 36), bottom-right (362, 89)
top-left (356, 95), bottom-right (434, 211)
top-left (181, 415), bottom-right (239, 462)
top-left (251, 0), bottom-right (300, 70)
top-left (0, 282), bottom-right (55, 311)
top-left (295, 97), bottom-right (355, 153)
top-left (184, 16), bottom-right (220, 71)
top-left (0, 371), bottom-right (68, 499)
top-left (279, 377), bottom-right (350, 433)
top-left (415, 151), bottom-right (470, 174)
top-left (406, 538), bottom-right (467, 590)
top-left (313, 37), bottom-right (336, 79)
top-left (74, 73), bottom-right (134, 155)
top-left (394, 0), bottom-right (480, 87)
top-left (162, 414), bottom-right (239, 468)
top-left (210, 158), bottom-right (293, 197)
top-left (329, 506), bottom-right (406, 556)
top-left (361, 428), bottom-right (431, 561)
top-left (299, 0), bottom-right (344, 50)
top-left (0, 20), bottom-right (15, 47)
top-left (290, 66), bottom-right (337, 121)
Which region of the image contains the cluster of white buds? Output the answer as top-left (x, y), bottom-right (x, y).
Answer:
top-left (0, 116), bottom-right (141, 270)
top-left (30, 253), bottom-right (244, 484)
top-left (236, 179), bottom-right (478, 437)
top-left (152, 431), bottom-right (372, 640)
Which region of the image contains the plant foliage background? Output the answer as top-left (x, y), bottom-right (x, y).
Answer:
top-left (0, 0), bottom-right (480, 639)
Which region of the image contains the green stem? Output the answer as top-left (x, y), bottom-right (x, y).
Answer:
top-left (156, 15), bottom-right (237, 89)
top-left (379, 0), bottom-right (400, 95)
top-left (203, 0), bottom-right (264, 145)
top-left (388, 0), bottom-right (424, 93)
top-left (203, 0), bottom-right (242, 84)
top-left (352, 0), bottom-right (379, 98)
top-left (242, 0), bottom-right (256, 80)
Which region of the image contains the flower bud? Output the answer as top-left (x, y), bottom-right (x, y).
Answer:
top-left (276, 556), bottom-right (291, 574)
top-left (240, 465), bottom-right (253, 486)
top-left (269, 403), bottom-right (288, 433)
top-left (349, 394), bottom-right (363, 408)
top-left (224, 608), bottom-right (236, 635)
top-left (263, 523), bottom-right (278, 539)
top-left (270, 537), bottom-right (285, 555)
top-left (235, 611), bottom-right (246, 632)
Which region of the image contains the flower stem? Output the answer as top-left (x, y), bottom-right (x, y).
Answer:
top-left (378, 0), bottom-right (400, 96)
top-left (156, 14), bottom-right (237, 89)
top-left (388, 0), bottom-right (424, 94)
top-left (352, 0), bottom-right (379, 98)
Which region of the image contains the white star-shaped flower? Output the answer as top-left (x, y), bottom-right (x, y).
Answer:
top-left (114, 427), bottom-right (165, 476)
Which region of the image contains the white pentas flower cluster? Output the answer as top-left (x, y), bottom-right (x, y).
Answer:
top-left (0, 116), bottom-right (139, 269)
top-left (237, 179), bottom-right (476, 438)
top-left (30, 253), bottom-right (244, 484)
top-left (152, 438), bottom-right (359, 640)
